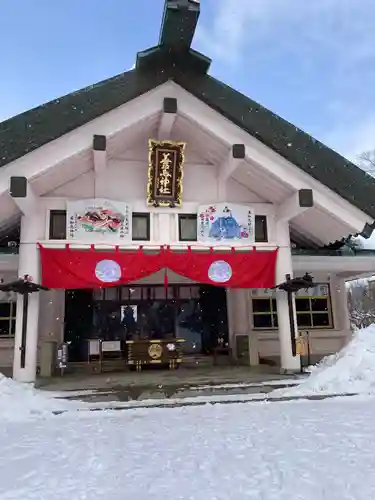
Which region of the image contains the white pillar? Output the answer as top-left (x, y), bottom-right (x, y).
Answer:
top-left (335, 277), bottom-right (351, 345)
top-left (232, 289), bottom-right (259, 365)
top-left (38, 290), bottom-right (65, 343)
top-left (157, 213), bottom-right (170, 243)
top-left (13, 209), bottom-right (45, 383)
top-left (275, 220), bottom-right (300, 372)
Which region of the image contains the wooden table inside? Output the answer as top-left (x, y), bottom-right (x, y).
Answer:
top-left (125, 338), bottom-right (185, 371)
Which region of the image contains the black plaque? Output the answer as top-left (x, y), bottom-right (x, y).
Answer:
top-left (147, 139), bottom-right (186, 207)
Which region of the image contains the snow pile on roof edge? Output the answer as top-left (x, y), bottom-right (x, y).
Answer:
top-left (0, 374), bottom-right (82, 421)
top-left (273, 324), bottom-right (375, 397)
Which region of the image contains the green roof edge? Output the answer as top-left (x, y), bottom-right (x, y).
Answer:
top-left (1, 63), bottom-right (375, 221)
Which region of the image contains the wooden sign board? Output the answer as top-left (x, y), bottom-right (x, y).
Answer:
top-left (147, 139), bottom-right (186, 207)
top-left (296, 336), bottom-right (308, 356)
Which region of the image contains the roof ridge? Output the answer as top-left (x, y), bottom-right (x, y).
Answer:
top-left (1, 66), bottom-right (375, 219)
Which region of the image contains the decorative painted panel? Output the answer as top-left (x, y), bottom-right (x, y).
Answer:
top-left (66, 198), bottom-right (131, 243)
top-left (197, 203), bottom-right (255, 244)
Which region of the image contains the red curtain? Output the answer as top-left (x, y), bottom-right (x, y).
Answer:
top-left (39, 245), bottom-right (278, 289)
top-left (166, 248), bottom-right (277, 288)
top-left (39, 246), bottom-right (164, 289)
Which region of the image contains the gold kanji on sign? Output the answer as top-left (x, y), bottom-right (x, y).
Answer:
top-left (147, 139), bottom-right (186, 207)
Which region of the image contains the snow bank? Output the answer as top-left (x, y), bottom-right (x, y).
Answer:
top-left (0, 374), bottom-right (82, 421)
top-left (274, 324), bottom-right (375, 397)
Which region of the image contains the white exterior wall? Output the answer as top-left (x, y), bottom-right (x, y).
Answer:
top-left (50, 161), bottom-right (266, 202)
top-left (37, 156), bottom-right (350, 367)
top-left (0, 157), bottom-right (353, 371)
top-left (37, 157), bottom-right (277, 367)
top-left (0, 80), bottom-right (367, 374)
top-left (44, 159), bottom-right (268, 234)
top-left (255, 271), bottom-right (350, 363)
top-left (0, 156), bottom-right (273, 372)
top-left (227, 271), bottom-right (350, 367)
top-left (0, 286), bottom-right (65, 371)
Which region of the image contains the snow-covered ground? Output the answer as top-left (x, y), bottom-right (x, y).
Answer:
top-left (2, 323), bottom-right (375, 419)
top-left (2, 324), bottom-right (375, 498)
top-left (1, 396), bottom-right (375, 499)
top-left (275, 324), bottom-right (375, 397)
top-left (0, 371), bottom-right (302, 417)
top-left (0, 373), bottom-right (83, 421)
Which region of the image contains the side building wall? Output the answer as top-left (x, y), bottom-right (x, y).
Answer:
top-left (229, 271), bottom-right (351, 366)
top-left (0, 282), bottom-right (65, 374)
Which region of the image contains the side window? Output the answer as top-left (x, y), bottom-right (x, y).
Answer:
top-left (251, 284), bottom-right (333, 329)
top-left (49, 210), bottom-right (66, 239)
top-left (132, 213), bottom-right (150, 241)
top-left (0, 302), bottom-right (16, 337)
top-left (178, 214), bottom-right (197, 241)
top-left (255, 215), bottom-right (268, 242)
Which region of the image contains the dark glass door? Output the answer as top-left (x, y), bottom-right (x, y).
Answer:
top-left (64, 289), bottom-right (94, 362)
top-left (65, 284), bottom-right (229, 361)
top-left (175, 300), bottom-right (203, 354)
top-left (93, 301), bottom-right (123, 341)
top-left (200, 285), bottom-right (229, 353)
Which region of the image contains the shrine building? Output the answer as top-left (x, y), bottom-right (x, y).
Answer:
top-left (1, 0), bottom-right (375, 383)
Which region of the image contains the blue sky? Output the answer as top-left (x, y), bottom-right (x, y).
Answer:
top-left (1, 0), bottom-right (375, 161)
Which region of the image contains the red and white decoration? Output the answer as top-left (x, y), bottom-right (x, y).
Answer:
top-left (39, 245), bottom-right (278, 289)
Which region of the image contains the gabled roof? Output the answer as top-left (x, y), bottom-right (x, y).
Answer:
top-left (1, 0), bottom-right (375, 221)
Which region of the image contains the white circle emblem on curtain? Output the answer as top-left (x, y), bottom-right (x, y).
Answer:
top-left (208, 260), bottom-right (232, 283)
top-left (95, 260), bottom-right (121, 283)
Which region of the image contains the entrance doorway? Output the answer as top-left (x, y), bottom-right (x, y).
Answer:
top-left (64, 284), bottom-right (228, 362)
